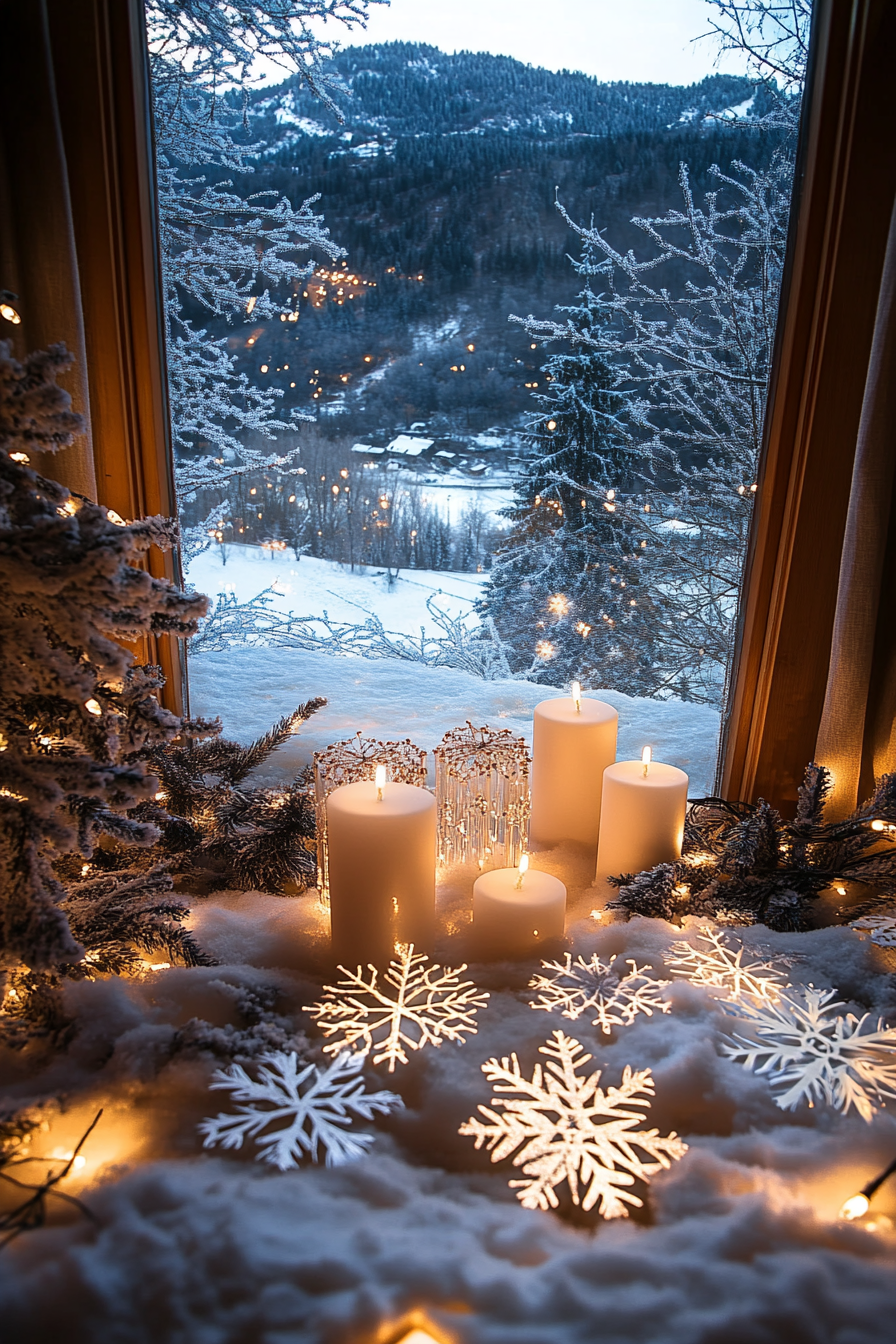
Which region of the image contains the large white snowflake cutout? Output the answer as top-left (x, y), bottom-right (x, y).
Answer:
top-left (459, 1030), bottom-right (687, 1218)
top-left (720, 986), bottom-right (896, 1121)
top-left (850, 915), bottom-right (896, 948)
top-left (306, 943), bottom-right (489, 1072)
top-left (198, 1049), bottom-right (402, 1169)
top-left (665, 926), bottom-right (791, 1003)
top-left (529, 954), bottom-right (670, 1035)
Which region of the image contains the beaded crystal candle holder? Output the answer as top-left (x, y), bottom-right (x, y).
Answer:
top-left (434, 722), bottom-right (530, 870)
top-left (313, 733), bottom-right (428, 900)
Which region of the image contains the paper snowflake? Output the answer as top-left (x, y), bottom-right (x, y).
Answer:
top-left (306, 944), bottom-right (489, 1072)
top-left (720, 986), bottom-right (896, 1121)
top-left (665, 925), bottom-right (790, 1003)
top-left (198, 1049), bottom-right (402, 1169)
top-left (529, 954), bottom-right (670, 1035)
top-left (459, 1030), bottom-right (688, 1218)
top-left (850, 915), bottom-right (896, 948)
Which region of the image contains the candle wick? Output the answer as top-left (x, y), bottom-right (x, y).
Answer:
top-left (377, 786), bottom-right (383, 801)
top-left (514, 872), bottom-right (524, 890)
top-left (642, 762), bottom-right (649, 778)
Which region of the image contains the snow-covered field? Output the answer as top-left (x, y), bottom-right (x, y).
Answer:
top-left (187, 546), bottom-right (722, 791)
top-left (188, 546), bottom-right (486, 638)
top-left (414, 469), bottom-right (515, 526)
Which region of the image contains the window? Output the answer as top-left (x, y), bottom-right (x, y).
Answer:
top-left (154, 1), bottom-right (809, 802)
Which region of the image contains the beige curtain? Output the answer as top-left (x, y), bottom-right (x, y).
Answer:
top-left (0, 0), bottom-right (97, 498)
top-left (815, 191), bottom-right (896, 816)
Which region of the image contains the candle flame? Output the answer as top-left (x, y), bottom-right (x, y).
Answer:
top-left (642, 745), bottom-right (652, 777)
top-left (375, 764), bottom-right (386, 800)
top-left (571, 680), bottom-right (581, 711)
top-left (515, 852), bottom-right (530, 889)
top-left (840, 1193), bottom-right (870, 1221)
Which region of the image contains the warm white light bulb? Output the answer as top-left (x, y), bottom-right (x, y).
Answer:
top-left (642, 745), bottom-right (652, 776)
top-left (84, 699), bottom-right (102, 716)
top-left (375, 764), bottom-right (386, 800)
top-left (571, 680), bottom-right (581, 711)
top-left (840, 1193), bottom-right (870, 1221)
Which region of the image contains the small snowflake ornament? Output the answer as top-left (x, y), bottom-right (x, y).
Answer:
top-left (198, 1049), bottom-right (402, 1169)
top-left (459, 1030), bottom-right (687, 1218)
top-left (720, 986), bottom-right (896, 1121)
top-left (665, 925), bottom-right (790, 1003)
top-left (306, 943), bottom-right (489, 1072)
top-left (529, 954), bottom-right (670, 1035)
top-left (850, 916), bottom-right (896, 948)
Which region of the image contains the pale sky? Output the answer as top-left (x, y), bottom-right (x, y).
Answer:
top-left (338, 0), bottom-right (750, 86)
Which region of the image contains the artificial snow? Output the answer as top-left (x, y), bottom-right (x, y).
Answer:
top-left (2, 904), bottom-right (896, 1341)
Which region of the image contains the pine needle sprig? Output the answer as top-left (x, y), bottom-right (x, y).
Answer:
top-left (610, 763), bottom-right (896, 930)
top-left (136, 703), bottom-right (326, 893)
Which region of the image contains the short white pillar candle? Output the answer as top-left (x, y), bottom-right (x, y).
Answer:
top-left (594, 749), bottom-right (689, 892)
top-left (327, 775), bottom-right (436, 967)
top-left (530, 685), bottom-right (618, 850)
top-left (473, 856), bottom-right (567, 958)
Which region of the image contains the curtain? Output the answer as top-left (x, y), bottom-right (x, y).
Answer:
top-left (0, 0), bottom-right (97, 499)
top-left (815, 191), bottom-right (896, 816)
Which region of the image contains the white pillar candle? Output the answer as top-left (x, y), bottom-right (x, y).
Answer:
top-left (594, 749), bottom-right (689, 892)
top-left (473, 856), bottom-right (567, 958)
top-left (530, 689), bottom-right (618, 850)
top-left (327, 778), bottom-right (436, 967)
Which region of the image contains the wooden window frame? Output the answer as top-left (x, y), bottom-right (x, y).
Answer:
top-left (720, 0), bottom-right (896, 811)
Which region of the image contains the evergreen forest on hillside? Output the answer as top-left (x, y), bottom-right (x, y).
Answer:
top-left (181, 44), bottom-right (780, 445)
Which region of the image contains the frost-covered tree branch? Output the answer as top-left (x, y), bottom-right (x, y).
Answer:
top-left (145, 1), bottom-right (384, 552)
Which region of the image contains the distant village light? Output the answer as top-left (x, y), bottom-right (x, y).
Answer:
top-left (547, 420), bottom-right (557, 431)
top-left (467, 343), bottom-right (475, 352)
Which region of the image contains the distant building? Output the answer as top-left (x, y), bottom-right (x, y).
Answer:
top-left (385, 435), bottom-right (435, 457)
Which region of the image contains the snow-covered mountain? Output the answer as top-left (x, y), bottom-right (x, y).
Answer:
top-left (240, 42), bottom-right (761, 158)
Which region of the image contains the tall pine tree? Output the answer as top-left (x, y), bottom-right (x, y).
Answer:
top-left (480, 250), bottom-right (662, 689)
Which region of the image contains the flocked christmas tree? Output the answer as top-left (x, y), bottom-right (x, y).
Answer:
top-left (0, 341), bottom-right (209, 1041)
top-left (480, 246), bottom-right (662, 688)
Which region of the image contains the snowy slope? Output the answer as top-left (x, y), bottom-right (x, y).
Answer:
top-left (187, 547), bottom-right (485, 637)
top-left (188, 645), bottom-right (721, 792)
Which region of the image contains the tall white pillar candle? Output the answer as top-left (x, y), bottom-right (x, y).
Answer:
top-left (530, 689), bottom-right (618, 849)
top-left (594, 751), bottom-right (689, 892)
top-left (327, 778), bottom-right (436, 967)
top-left (473, 857), bottom-right (566, 959)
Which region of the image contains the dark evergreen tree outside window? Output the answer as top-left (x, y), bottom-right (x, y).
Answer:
top-left (480, 249), bottom-right (663, 689)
